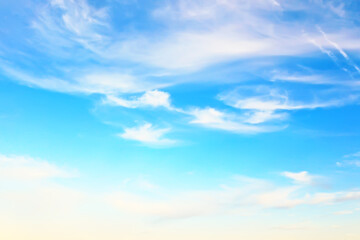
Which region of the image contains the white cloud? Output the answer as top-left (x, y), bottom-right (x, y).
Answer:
top-left (104, 90), bottom-right (172, 109)
top-left (30, 0), bottom-right (360, 74)
top-left (107, 174), bottom-right (360, 219)
top-left (281, 171), bottom-right (319, 185)
top-left (256, 186), bottom-right (304, 208)
top-left (243, 110), bottom-right (287, 124)
top-left (271, 72), bottom-right (335, 85)
top-left (0, 63), bottom-right (173, 96)
top-left (119, 123), bottom-right (176, 146)
top-left (337, 160), bottom-right (360, 167)
top-left (221, 88), bottom-right (350, 112)
top-left (33, 0), bottom-right (109, 51)
top-left (189, 107), bottom-right (277, 133)
top-left (77, 72), bottom-right (143, 94)
top-left (153, 0), bottom-right (282, 22)
top-left (344, 151), bottom-right (360, 158)
top-left (336, 151), bottom-right (360, 167)
top-left (334, 210), bottom-right (354, 215)
top-left (0, 154), bottom-right (83, 221)
top-left (103, 1), bottom-right (360, 72)
top-left (219, 86), bottom-right (359, 126)
top-left (308, 27), bottom-right (360, 76)
top-left (0, 183), bottom-right (84, 214)
top-left (0, 154), bottom-right (76, 180)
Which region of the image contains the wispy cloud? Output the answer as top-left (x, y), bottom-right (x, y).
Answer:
top-left (219, 85), bottom-right (359, 127)
top-left (27, 0), bottom-right (360, 74)
top-left (32, 0), bottom-right (109, 52)
top-left (337, 160), bottom-right (360, 168)
top-left (107, 172), bottom-right (360, 219)
top-left (344, 151), bottom-right (360, 158)
top-left (0, 63), bottom-right (151, 95)
top-left (189, 107), bottom-right (279, 133)
top-left (333, 210), bottom-right (354, 215)
top-left (336, 151), bottom-right (360, 167)
top-left (220, 86), bottom-right (355, 112)
top-left (281, 171), bottom-right (323, 186)
top-left (119, 123), bottom-right (177, 146)
top-left (104, 90), bottom-right (172, 109)
top-left (317, 26), bottom-right (360, 74)
top-left (0, 154), bottom-right (77, 180)
top-left (0, 154), bottom-right (84, 226)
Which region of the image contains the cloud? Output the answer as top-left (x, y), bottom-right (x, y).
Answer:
top-left (0, 183), bottom-right (84, 214)
top-left (0, 153), bottom-right (83, 219)
top-left (153, 0), bottom-right (282, 22)
top-left (0, 154), bottom-right (77, 180)
top-left (218, 85), bottom-right (359, 126)
top-left (0, 64), bottom-right (153, 95)
top-left (104, 90), bottom-right (172, 109)
top-left (336, 151), bottom-right (360, 167)
top-left (344, 151), bottom-right (360, 158)
top-left (317, 27), bottom-right (360, 74)
top-left (32, 0), bottom-right (109, 51)
top-left (281, 171), bottom-right (321, 185)
top-left (337, 160), bottom-right (360, 167)
top-left (333, 210), bottom-right (354, 215)
top-left (106, 1), bottom-right (360, 72)
top-left (119, 123), bottom-right (176, 146)
top-left (243, 110), bottom-right (287, 124)
top-left (220, 86), bottom-right (354, 112)
top-left (334, 208), bottom-right (360, 215)
top-left (189, 107), bottom-right (279, 134)
top-left (107, 173), bottom-right (360, 219)
top-left (271, 72), bottom-right (336, 85)
top-left (29, 0), bottom-right (360, 73)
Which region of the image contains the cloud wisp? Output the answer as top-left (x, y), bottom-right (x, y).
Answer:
top-left (0, 154), bottom-right (77, 180)
top-left (104, 90), bottom-right (172, 109)
top-left (336, 151), bottom-right (360, 167)
top-left (107, 171), bottom-right (360, 220)
top-left (281, 171), bottom-right (324, 186)
top-left (118, 123), bottom-right (177, 147)
top-left (188, 107), bottom-right (281, 134)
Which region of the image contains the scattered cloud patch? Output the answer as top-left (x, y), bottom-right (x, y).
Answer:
top-left (104, 90), bottom-right (172, 109)
top-left (220, 86), bottom-right (354, 112)
top-left (281, 171), bottom-right (321, 186)
top-left (334, 210), bottom-right (354, 215)
top-left (337, 160), bottom-right (360, 167)
top-left (218, 85), bottom-right (359, 129)
top-left (0, 154), bottom-right (77, 180)
top-left (344, 151), bottom-right (360, 158)
top-left (337, 151), bottom-right (360, 167)
top-left (119, 123), bottom-right (176, 146)
top-left (107, 173), bottom-right (360, 219)
top-left (189, 107), bottom-right (278, 134)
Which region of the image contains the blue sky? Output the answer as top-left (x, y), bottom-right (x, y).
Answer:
top-left (1, 0), bottom-right (360, 239)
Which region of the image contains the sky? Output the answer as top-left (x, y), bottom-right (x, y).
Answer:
top-left (1, 0), bottom-right (360, 239)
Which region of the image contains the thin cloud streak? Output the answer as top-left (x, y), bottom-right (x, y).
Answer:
top-left (119, 123), bottom-right (177, 147)
top-left (107, 172), bottom-right (360, 219)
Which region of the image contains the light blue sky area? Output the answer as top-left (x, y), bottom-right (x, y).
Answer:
top-left (1, 1), bottom-right (360, 237)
